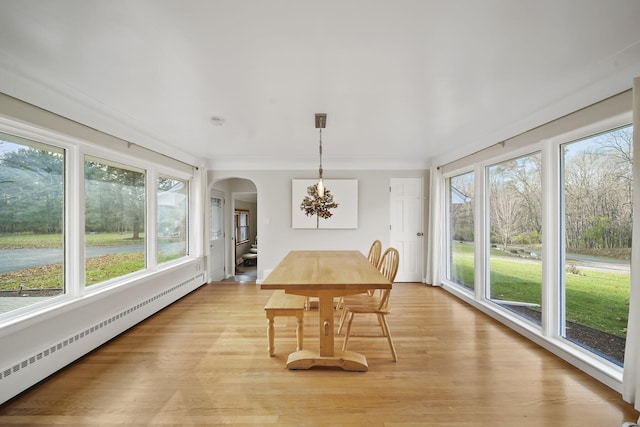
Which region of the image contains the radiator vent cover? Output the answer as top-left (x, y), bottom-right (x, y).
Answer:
top-left (0, 273), bottom-right (204, 382)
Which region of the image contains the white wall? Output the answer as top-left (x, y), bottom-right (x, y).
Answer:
top-left (209, 169), bottom-right (429, 282)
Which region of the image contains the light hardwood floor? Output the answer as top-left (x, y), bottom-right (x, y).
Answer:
top-left (0, 282), bottom-right (637, 426)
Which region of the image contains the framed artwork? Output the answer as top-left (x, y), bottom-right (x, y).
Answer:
top-left (292, 179), bottom-right (358, 229)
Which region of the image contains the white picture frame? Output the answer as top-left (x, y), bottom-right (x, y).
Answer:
top-left (292, 179), bottom-right (358, 229)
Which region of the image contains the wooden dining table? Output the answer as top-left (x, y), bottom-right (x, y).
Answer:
top-left (261, 250), bottom-right (392, 371)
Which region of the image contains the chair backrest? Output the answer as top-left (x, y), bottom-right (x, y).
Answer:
top-left (377, 247), bottom-right (399, 310)
top-left (367, 240), bottom-right (382, 268)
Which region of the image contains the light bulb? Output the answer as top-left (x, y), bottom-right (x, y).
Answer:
top-left (317, 178), bottom-right (325, 198)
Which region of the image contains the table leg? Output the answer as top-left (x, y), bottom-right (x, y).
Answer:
top-left (318, 295), bottom-right (334, 357)
top-left (286, 295), bottom-right (368, 371)
top-left (295, 311), bottom-right (304, 351)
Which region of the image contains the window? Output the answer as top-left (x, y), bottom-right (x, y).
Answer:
top-left (487, 152), bottom-right (542, 325)
top-left (84, 156), bottom-right (145, 285)
top-left (447, 171), bottom-right (475, 290)
top-left (0, 133), bottom-right (64, 314)
top-left (235, 209), bottom-right (249, 245)
top-left (0, 114), bottom-right (195, 324)
top-left (157, 175), bottom-right (188, 263)
top-left (560, 125), bottom-right (632, 365)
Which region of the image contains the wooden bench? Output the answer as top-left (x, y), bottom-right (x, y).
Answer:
top-left (264, 290), bottom-right (306, 357)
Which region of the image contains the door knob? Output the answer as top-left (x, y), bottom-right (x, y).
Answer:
top-left (417, 232), bottom-right (424, 237)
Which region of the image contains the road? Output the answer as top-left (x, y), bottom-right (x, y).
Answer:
top-left (0, 245), bottom-right (144, 273)
top-left (566, 252), bottom-right (630, 274)
top-left (495, 250), bottom-right (630, 274)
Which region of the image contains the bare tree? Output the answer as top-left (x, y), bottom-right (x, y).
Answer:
top-left (489, 154), bottom-right (542, 250)
top-left (563, 125), bottom-right (633, 250)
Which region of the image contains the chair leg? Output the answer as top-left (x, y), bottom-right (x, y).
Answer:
top-left (379, 314), bottom-right (397, 362)
top-left (337, 304), bottom-right (348, 334)
top-left (376, 313), bottom-right (386, 336)
top-left (342, 311), bottom-right (354, 351)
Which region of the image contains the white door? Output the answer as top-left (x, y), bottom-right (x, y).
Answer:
top-left (209, 190), bottom-right (225, 282)
top-left (390, 178), bottom-right (424, 282)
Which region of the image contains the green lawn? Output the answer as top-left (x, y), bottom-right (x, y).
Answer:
top-left (85, 252), bottom-right (145, 286)
top-left (450, 242), bottom-right (629, 338)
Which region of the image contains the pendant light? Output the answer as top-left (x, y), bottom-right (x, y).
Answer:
top-left (315, 113), bottom-right (327, 198)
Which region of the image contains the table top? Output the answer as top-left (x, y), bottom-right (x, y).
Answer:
top-left (261, 250), bottom-right (392, 291)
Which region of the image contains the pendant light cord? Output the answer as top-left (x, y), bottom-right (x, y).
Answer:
top-left (318, 128), bottom-right (323, 180)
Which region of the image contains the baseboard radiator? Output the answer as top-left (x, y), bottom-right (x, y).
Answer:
top-left (0, 266), bottom-right (206, 404)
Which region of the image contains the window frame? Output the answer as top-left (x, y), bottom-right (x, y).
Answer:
top-left (0, 116), bottom-right (196, 321)
top-left (156, 174), bottom-right (189, 265)
top-left (0, 131), bottom-right (67, 310)
top-left (83, 154), bottom-right (147, 287)
top-left (484, 149), bottom-right (543, 327)
top-left (556, 123), bottom-right (632, 365)
top-left (445, 170), bottom-right (476, 292)
top-left (440, 111), bottom-right (632, 387)
top-left (235, 209), bottom-right (250, 245)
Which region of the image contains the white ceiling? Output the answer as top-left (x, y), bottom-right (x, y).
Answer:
top-left (1, 1), bottom-right (639, 171)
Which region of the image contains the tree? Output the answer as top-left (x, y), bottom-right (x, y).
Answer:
top-left (489, 154), bottom-right (542, 250)
top-left (563, 126), bottom-right (633, 250)
top-left (84, 159), bottom-right (145, 239)
top-left (450, 173), bottom-right (474, 242)
top-left (0, 145), bottom-right (63, 234)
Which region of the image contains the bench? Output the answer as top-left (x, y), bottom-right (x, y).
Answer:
top-left (264, 290), bottom-right (306, 357)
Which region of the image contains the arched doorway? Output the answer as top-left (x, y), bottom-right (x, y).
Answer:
top-left (209, 177), bottom-right (257, 282)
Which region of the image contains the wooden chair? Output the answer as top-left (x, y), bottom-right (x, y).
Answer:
top-left (367, 239), bottom-right (382, 268)
top-left (336, 240), bottom-right (382, 313)
top-left (340, 247), bottom-right (399, 361)
top-left (366, 239), bottom-right (383, 297)
top-left (336, 242), bottom-right (394, 332)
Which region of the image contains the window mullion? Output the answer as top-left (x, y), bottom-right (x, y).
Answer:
top-left (147, 169), bottom-right (158, 269)
top-left (475, 163), bottom-right (486, 302)
top-left (541, 139), bottom-right (560, 338)
top-left (68, 145), bottom-right (85, 296)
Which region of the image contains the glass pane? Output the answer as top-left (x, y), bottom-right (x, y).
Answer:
top-left (448, 172), bottom-right (475, 290)
top-left (561, 125), bottom-right (631, 365)
top-left (487, 152), bottom-right (542, 325)
top-left (84, 157), bottom-right (145, 285)
top-left (158, 176), bottom-right (188, 263)
top-left (0, 134), bottom-right (64, 314)
top-left (210, 197), bottom-right (223, 241)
